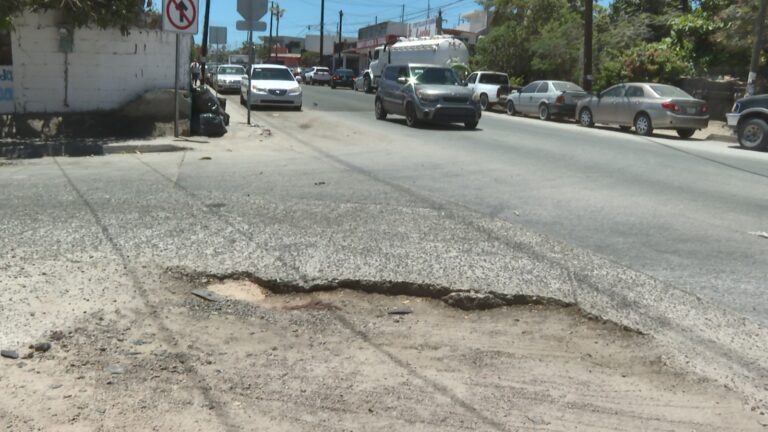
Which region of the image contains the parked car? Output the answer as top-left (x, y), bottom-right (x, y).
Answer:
top-left (240, 64), bottom-right (302, 110)
top-left (726, 94), bottom-right (768, 151)
top-left (213, 64), bottom-right (245, 93)
top-left (576, 83), bottom-right (709, 138)
top-left (506, 80), bottom-right (587, 120)
top-left (304, 66), bottom-right (331, 85)
top-left (205, 62), bottom-right (219, 85)
top-left (331, 68), bottom-right (355, 89)
top-left (354, 70), bottom-right (371, 92)
top-left (465, 71), bottom-right (510, 110)
top-left (375, 64), bottom-right (481, 129)
top-left (292, 67), bottom-right (303, 82)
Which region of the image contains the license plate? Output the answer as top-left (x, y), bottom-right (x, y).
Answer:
top-left (687, 107), bottom-right (697, 114)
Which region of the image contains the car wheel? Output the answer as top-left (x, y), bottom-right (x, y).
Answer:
top-left (364, 77), bottom-right (372, 93)
top-left (676, 128), bottom-right (696, 139)
top-left (634, 113), bottom-right (653, 136)
top-left (539, 104), bottom-right (551, 121)
top-left (464, 119), bottom-right (479, 130)
top-left (578, 107), bottom-right (594, 127)
top-left (479, 94), bottom-right (489, 111)
top-left (738, 118), bottom-right (768, 150)
top-left (506, 101), bottom-right (516, 116)
top-left (619, 125), bottom-right (631, 131)
top-left (405, 103), bottom-right (418, 127)
top-left (294, 105), bottom-right (302, 111)
top-left (374, 97), bottom-right (387, 120)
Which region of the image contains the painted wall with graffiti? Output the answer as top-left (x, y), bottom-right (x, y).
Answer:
top-left (0, 66), bottom-right (12, 114)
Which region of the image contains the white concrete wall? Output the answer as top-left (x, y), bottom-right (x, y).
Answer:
top-left (11, 11), bottom-right (192, 113)
top-left (304, 35), bottom-right (357, 54)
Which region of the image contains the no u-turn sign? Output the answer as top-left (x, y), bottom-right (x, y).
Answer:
top-left (163, 0), bottom-right (199, 34)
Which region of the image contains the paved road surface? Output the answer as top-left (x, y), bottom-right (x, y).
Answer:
top-left (274, 85), bottom-right (768, 325)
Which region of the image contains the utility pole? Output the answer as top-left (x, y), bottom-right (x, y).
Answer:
top-left (437, 9), bottom-right (442, 34)
top-left (427, 0), bottom-right (431, 18)
top-left (320, 0), bottom-right (325, 67)
top-left (200, 0), bottom-right (211, 85)
top-left (338, 10), bottom-right (343, 67)
top-left (268, 2), bottom-right (274, 62)
top-left (274, 3), bottom-right (285, 62)
top-left (583, 0), bottom-right (593, 93)
top-left (401, 4), bottom-right (405, 23)
top-left (748, 0), bottom-right (768, 95)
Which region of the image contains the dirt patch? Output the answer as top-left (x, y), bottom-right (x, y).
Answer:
top-left (207, 279), bottom-right (268, 304)
top-left (0, 275), bottom-right (764, 431)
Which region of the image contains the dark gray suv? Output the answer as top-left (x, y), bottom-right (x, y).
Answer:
top-left (374, 64), bottom-right (481, 129)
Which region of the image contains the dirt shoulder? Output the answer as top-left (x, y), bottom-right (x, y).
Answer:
top-left (1, 276), bottom-right (764, 431)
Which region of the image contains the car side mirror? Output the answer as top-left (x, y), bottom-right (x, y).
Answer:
top-left (463, 81), bottom-right (468, 87)
top-left (397, 77), bottom-right (408, 84)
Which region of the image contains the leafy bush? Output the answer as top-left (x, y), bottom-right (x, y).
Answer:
top-left (594, 41), bottom-right (693, 92)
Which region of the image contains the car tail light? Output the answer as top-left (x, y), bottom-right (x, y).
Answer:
top-left (701, 104), bottom-right (709, 113)
top-left (661, 101), bottom-right (680, 112)
top-left (555, 94), bottom-right (565, 104)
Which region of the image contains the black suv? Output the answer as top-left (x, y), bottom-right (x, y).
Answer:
top-left (374, 64), bottom-right (481, 129)
top-left (727, 94), bottom-right (768, 151)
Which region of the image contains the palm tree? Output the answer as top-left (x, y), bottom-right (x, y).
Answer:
top-left (271, 3), bottom-right (286, 61)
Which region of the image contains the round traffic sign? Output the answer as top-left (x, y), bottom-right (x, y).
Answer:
top-left (165, 0), bottom-right (197, 31)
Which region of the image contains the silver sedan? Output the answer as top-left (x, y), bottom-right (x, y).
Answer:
top-left (576, 83), bottom-right (709, 138)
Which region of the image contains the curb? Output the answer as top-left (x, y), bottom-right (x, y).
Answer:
top-left (705, 133), bottom-right (737, 143)
top-left (102, 144), bottom-right (190, 155)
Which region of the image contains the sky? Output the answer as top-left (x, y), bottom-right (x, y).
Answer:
top-left (192, 0), bottom-right (612, 49)
top-left (197, 0), bottom-right (487, 48)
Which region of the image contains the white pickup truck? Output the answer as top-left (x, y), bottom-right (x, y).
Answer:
top-left (363, 35), bottom-right (470, 93)
top-left (465, 71), bottom-right (511, 111)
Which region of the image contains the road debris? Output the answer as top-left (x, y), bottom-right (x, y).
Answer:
top-left (749, 231), bottom-right (768, 239)
top-left (387, 307), bottom-right (413, 315)
top-left (191, 288), bottom-right (225, 302)
top-left (106, 365), bottom-right (126, 375)
top-left (314, 181), bottom-right (326, 186)
top-left (1, 350), bottom-right (19, 360)
top-left (199, 156), bottom-right (212, 160)
top-left (31, 342), bottom-right (51, 352)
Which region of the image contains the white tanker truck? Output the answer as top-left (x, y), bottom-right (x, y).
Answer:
top-left (362, 35), bottom-right (470, 93)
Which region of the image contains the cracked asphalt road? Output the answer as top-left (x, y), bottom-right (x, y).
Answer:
top-left (1, 85), bottom-right (767, 429)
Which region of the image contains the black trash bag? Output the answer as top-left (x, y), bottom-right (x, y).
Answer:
top-left (191, 87), bottom-right (228, 136)
top-left (191, 87), bottom-right (223, 116)
top-left (192, 113), bottom-right (227, 137)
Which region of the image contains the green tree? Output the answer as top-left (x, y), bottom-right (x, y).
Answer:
top-left (594, 41), bottom-right (693, 92)
top-left (2, 0), bottom-right (154, 34)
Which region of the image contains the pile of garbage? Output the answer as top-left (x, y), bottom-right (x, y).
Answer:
top-left (191, 87), bottom-right (230, 137)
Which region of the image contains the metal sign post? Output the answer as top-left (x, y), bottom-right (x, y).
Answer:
top-left (162, 0), bottom-right (200, 137)
top-left (174, 34), bottom-right (181, 137)
top-left (237, 0), bottom-right (268, 126)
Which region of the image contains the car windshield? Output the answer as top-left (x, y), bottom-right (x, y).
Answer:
top-left (336, 69), bottom-right (353, 76)
top-left (649, 85), bottom-right (691, 98)
top-left (251, 67), bottom-right (295, 81)
top-left (410, 67), bottom-right (460, 85)
top-left (218, 66), bottom-right (244, 75)
top-left (552, 81), bottom-right (585, 92)
top-left (316, 68), bottom-right (330, 73)
top-left (479, 74), bottom-right (509, 85)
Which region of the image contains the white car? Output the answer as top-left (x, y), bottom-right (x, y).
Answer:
top-left (304, 66), bottom-right (331, 85)
top-left (240, 64), bottom-right (302, 110)
top-left (213, 64), bottom-right (245, 93)
top-left (465, 71), bottom-right (510, 110)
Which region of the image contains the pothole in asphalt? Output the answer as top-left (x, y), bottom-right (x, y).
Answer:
top-left (169, 270), bottom-right (641, 333)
